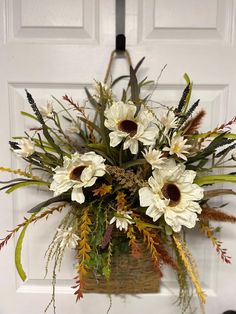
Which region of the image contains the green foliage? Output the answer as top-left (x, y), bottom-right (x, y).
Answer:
top-left (1, 57), bottom-right (236, 314)
top-left (6, 180), bottom-right (48, 194)
top-left (15, 212), bottom-right (37, 281)
top-left (187, 132), bottom-right (227, 164)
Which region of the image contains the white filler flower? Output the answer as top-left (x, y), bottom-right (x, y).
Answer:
top-left (104, 101), bottom-right (158, 154)
top-left (50, 152), bottom-right (106, 204)
top-left (13, 138), bottom-right (35, 157)
top-left (142, 147), bottom-right (166, 170)
top-left (139, 160), bottom-right (203, 232)
top-left (110, 211), bottom-right (134, 231)
top-left (163, 132), bottom-right (191, 160)
top-left (39, 103), bottom-right (54, 118)
top-left (54, 227), bottom-right (80, 249)
top-left (159, 110), bottom-right (178, 133)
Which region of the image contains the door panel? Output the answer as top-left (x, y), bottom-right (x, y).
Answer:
top-left (1, 1), bottom-right (236, 313)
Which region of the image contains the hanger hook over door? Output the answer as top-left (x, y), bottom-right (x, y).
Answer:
top-left (116, 0), bottom-right (126, 52)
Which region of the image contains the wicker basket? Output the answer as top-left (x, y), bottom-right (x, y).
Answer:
top-left (84, 239), bottom-right (160, 294)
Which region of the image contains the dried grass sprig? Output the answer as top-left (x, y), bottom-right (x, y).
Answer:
top-left (25, 89), bottom-right (45, 125)
top-left (218, 115), bottom-right (236, 131)
top-left (173, 236), bottom-right (193, 313)
top-left (183, 99), bottom-right (200, 122)
top-left (106, 165), bottom-right (145, 193)
top-left (176, 83), bottom-right (191, 114)
top-left (199, 222), bottom-right (231, 264)
top-left (173, 234), bottom-right (206, 306)
top-left (203, 189), bottom-right (236, 199)
top-left (183, 110), bottom-right (206, 135)
top-left (0, 204), bottom-right (65, 251)
top-left (200, 207), bottom-right (236, 223)
top-left (197, 127), bottom-right (219, 147)
top-left (44, 209), bottom-right (76, 280)
top-left (63, 95), bottom-right (96, 143)
top-left (0, 166), bottom-right (41, 181)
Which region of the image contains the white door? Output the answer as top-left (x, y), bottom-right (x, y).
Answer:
top-left (1, 1), bottom-right (236, 313)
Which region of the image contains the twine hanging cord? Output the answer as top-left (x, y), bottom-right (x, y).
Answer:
top-left (104, 50), bottom-right (133, 84)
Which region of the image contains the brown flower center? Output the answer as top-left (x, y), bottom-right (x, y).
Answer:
top-left (118, 120), bottom-right (138, 137)
top-left (161, 183), bottom-right (181, 207)
top-left (70, 166), bottom-right (87, 181)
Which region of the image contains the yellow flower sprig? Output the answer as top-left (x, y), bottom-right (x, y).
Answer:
top-left (74, 206), bottom-right (92, 300)
top-left (0, 167), bottom-right (41, 181)
top-left (127, 225), bottom-right (141, 258)
top-left (135, 219), bottom-right (162, 276)
top-left (173, 234), bottom-right (206, 307)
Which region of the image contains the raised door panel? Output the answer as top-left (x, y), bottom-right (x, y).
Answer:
top-left (5, 0), bottom-right (99, 43)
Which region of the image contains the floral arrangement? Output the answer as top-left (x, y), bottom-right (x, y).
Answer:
top-left (1, 57), bottom-right (236, 313)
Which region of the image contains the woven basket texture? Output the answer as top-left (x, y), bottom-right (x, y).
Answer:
top-left (84, 239), bottom-right (160, 294)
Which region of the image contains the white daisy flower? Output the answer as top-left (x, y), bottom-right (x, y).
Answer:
top-left (50, 152), bottom-right (106, 204)
top-left (163, 132), bottom-right (191, 160)
top-left (104, 101), bottom-right (158, 154)
top-left (39, 103), bottom-right (54, 118)
top-left (139, 160), bottom-right (204, 232)
top-left (54, 227), bottom-right (80, 249)
top-left (110, 211), bottom-right (134, 231)
top-left (142, 147), bottom-right (166, 170)
top-left (159, 110), bottom-right (178, 133)
top-left (13, 138), bottom-right (35, 157)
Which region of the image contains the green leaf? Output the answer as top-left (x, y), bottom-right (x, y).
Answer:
top-left (121, 89), bottom-right (127, 102)
top-left (196, 158), bottom-right (209, 168)
top-left (111, 75), bottom-right (129, 87)
top-left (184, 73), bottom-right (191, 85)
top-left (130, 66), bottom-right (140, 104)
top-left (28, 194), bottom-right (71, 213)
top-left (136, 221), bottom-right (162, 230)
top-left (122, 158), bottom-right (146, 169)
top-left (80, 117), bottom-right (102, 136)
top-left (111, 58), bottom-right (145, 88)
top-left (42, 124), bottom-right (64, 156)
top-left (139, 79), bottom-right (154, 88)
top-left (195, 174), bottom-right (236, 186)
top-left (214, 226), bottom-right (221, 233)
top-left (187, 132), bottom-right (227, 164)
top-left (84, 87), bottom-right (99, 108)
top-left (191, 132), bottom-right (236, 140)
top-left (0, 178), bottom-right (29, 185)
top-left (134, 57), bottom-right (145, 73)
top-left (165, 224), bottom-right (173, 236)
top-left (183, 74), bottom-right (192, 113)
top-left (102, 265), bottom-right (111, 280)
top-left (86, 143), bottom-right (117, 165)
top-left (51, 95), bottom-right (76, 121)
top-left (15, 212), bottom-right (37, 281)
top-left (20, 111), bottom-right (38, 121)
top-left (6, 181), bottom-right (49, 194)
